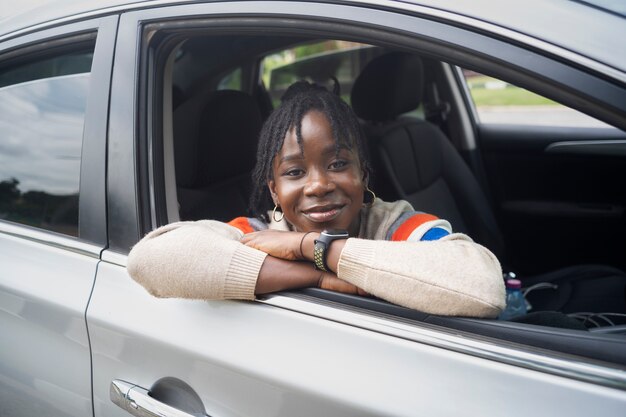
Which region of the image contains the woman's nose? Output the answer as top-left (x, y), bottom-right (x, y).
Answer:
top-left (304, 170), bottom-right (336, 197)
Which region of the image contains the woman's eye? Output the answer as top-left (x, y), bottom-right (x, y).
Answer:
top-left (284, 168), bottom-right (304, 177)
top-left (329, 160), bottom-right (348, 170)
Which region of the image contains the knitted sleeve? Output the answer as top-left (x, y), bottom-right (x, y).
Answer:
top-left (127, 220), bottom-right (267, 300)
top-left (337, 208), bottom-right (505, 317)
top-left (337, 235), bottom-right (504, 317)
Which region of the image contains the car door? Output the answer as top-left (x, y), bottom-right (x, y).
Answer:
top-left (87, 2), bottom-right (626, 417)
top-left (457, 70), bottom-right (626, 275)
top-left (0, 15), bottom-right (116, 417)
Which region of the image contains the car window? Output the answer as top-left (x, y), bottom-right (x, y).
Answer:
top-left (156, 25), bottom-right (626, 367)
top-left (0, 48), bottom-right (93, 236)
top-left (261, 41), bottom-right (424, 118)
top-left (261, 41), bottom-right (381, 106)
top-left (217, 66), bottom-right (242, 91)
top-left (462, 69), bottom-right (611, 127)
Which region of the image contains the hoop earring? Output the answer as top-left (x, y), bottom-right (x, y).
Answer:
top-left (364, 187), bottom-right (376, 208)
top-left (272, 205), bottom-right (285, 222)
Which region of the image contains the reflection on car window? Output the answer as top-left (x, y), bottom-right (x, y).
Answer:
top-left (0, 49), bottom-right (93, 236)
top-left (0, 51), bottom-right (93, 88)
top-left (462, 69), bottom-right (610, 127)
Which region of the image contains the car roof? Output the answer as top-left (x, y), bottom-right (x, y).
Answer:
top-left (1, 0), bottom-right (625, 74)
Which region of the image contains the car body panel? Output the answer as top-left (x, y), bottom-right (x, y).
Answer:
top-left (409, 0), bottom-right (626, 72)
top-left (0, 14), bottom-right (114, 417)
top-left (88, 3), bottom-right (626, 417)
top-left (0, 229), bottom-right (97, 417)
top-left (89, 254), bottom-right (626, 417)
top-left (1, 0), bottom-right (625, 76)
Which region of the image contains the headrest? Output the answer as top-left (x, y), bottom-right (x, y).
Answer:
top-left (197, 90), bottom-right (262, 185)
top-left (351, 52), bottom-right (424, 122)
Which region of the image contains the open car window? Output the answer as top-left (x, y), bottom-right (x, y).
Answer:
top-left (146, 20), bottom-right (626, 369)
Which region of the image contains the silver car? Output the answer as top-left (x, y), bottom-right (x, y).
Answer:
top-left (1, 1), bottom-right (625, 416)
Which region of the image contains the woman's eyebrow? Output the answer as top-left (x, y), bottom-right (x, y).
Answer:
top-left (278, 153), bottom-right (304, 163)
top-left (279, 143), bottom-right (351, 163)
top-left (322, 143), bottom-right (352, 155)
top-left (321, 143), bottom-right (350, 155)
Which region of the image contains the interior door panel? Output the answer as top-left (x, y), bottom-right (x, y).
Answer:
top-left (477, 124), bottom-right (626, 275)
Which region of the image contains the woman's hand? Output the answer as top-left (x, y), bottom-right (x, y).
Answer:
top-left (241, 230), bottom-right (312, 261)
top-left (244, 230), bottom-right (367, 296)
top-left (318, 271), bottom-right (369, 297)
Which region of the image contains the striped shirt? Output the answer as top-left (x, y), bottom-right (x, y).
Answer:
top-left (227, 199), bottom-right (451, 243)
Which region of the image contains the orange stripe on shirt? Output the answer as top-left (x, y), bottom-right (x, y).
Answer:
top-left (228, 217), bottom-right (254, 234)
top-left (391, 213), bottom-right (438, 241)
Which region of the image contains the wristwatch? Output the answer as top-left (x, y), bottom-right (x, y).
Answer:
top-left (313, 229), bottom-right (349, 272)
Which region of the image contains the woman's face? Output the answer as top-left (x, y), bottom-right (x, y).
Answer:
top-left (268, 110), bottom-right (365, 233)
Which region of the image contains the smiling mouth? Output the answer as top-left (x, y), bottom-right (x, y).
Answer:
top-left (302, 205), bottom-right (344, 222)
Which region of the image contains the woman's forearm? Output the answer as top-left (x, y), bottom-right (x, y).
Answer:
top-left (335, 235), bottom-right (505, 317)
top-left (254, 257), bottom-right (321, 295)
top-left (128, 220), bottom-right (266, 300)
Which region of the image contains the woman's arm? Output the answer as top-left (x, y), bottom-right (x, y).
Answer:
top-left (127, 220), bottom-right (362, 300)
top-left (312, 233), bottom-right (505, 317)
top-left (255, 256), bottom-right (366, 296)
top-left (128, 220), bottom-right (502, 315)
top-left (244, 230), bottom-right (505, 317)
top-left (254, 256), bottom-right (318, 294)
top-left (127, 220), bottom-right (265, 300)
top-left (334, 235), bottom-right (505, 317)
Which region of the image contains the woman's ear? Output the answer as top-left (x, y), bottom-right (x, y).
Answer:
top-left (267, 179), bottom-right (279, 206)
top-left (362, 170), bottom-right (369, 187)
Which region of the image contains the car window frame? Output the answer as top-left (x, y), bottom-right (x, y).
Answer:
top-left (117, 2), bottom-right (626, 251)
top-left (109, 0), bottom-right (626, 388)
top-left (0, 15), bottom-right (117, 253)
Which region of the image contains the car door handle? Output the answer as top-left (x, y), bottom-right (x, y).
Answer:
top-left (110, 379), bottom-right (210, 417)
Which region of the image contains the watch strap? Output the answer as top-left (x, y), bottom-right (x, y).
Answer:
top-left (313, 240), bottom-right (329, 271)
top-left (313, 230), bottom-right (349, 271)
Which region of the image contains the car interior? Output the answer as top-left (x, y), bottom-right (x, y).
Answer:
top-left (152, 31), bottom-right (626, 365)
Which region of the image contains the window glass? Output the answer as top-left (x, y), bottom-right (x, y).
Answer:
top-left (0, 48), bottom-right (93, 236)
top-left (261, 41), bottom-right (381, 107)
top-left (261, 41), bottom-right (425, 118)
top-left (0, 51), bottom-right (93, 88)
top-left (217, 67), bottom-right (242, 91)
top-left (462, 70), bottom-right (610, 127)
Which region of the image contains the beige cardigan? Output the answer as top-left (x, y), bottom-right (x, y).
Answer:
top-left (127, 199), bottom-right (505, 317)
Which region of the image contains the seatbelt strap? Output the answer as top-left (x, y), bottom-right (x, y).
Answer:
top-left (424, 82), bottom-right (451, 136)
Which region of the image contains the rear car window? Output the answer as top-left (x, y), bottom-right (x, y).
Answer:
top-left (0, 48), bottom-right (93, 236)
top-left (262, 41), bottom-right (380, 106)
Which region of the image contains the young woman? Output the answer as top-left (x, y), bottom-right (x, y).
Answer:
top-left (127, 82), bottom-right (505, 317)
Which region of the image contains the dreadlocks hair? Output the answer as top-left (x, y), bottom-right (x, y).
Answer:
top-left (249, 80), bottom-right (372, 222)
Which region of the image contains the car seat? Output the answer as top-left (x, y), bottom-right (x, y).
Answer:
top-left (350, 52), bottom-right (626, 318)
top-left (174, 89), bottom-right (262, 221)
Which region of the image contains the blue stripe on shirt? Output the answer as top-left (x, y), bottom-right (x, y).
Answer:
top-left (421, 227), bottom-right (450, 241)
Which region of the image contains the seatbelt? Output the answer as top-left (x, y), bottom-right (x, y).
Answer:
top-left (424, 82), bottom-right (451, 136)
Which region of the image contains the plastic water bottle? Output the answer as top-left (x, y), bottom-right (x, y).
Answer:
top-left (499, 278), bottom-right (527, 320)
